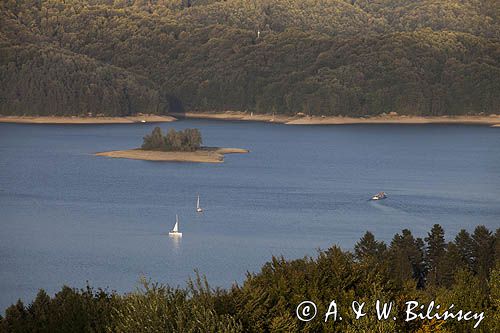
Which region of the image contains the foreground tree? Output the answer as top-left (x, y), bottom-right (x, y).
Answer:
top-left (425, 224), bottom-right (446, 286)
top-left (388, 229), bottom-right (426, 287)
top-left (471, 225), bottom-right (496, 282)
top-left (1, 225), bottom-right (498, 332)
top-left (354, 231), bottom-right (387, 262)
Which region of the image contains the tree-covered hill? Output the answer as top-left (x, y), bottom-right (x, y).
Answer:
top-left (1, 0), bottom-right (499, 116)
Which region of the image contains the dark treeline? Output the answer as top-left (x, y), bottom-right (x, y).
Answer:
top-left (1, 224), bottom-right (498, 332)
top-left (141, 126), bottom-right (202, 151)
top-left (1, 1), bottom-right (499, 117)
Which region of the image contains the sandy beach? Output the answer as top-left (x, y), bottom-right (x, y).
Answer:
top-left (95, 147), bottom-right (249, 163)
top-left (3, 113), bottom-right (499, 126)
top-left (0, 115), bottom-right (176, 124)
top-left (286, 115), bottom-right (500, 125)
top-left (170, 112), bottom-right (293, 123)
top-left (173, 112), bottom-right (500, 126)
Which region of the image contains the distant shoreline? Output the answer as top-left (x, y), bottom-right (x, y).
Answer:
top-left (0, 115), bottom-right (176, 124)
top-left (2, 113), bottom-right (500, 126)
top-left (95, 147), bottom-right (249, 163)
top-left (172, 112), bottom-right (500, 126)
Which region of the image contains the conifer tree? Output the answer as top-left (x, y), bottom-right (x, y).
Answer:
top-left (354, 231), bottom-right (386, 261)
top-left (454, 229), bottom-right (474, 270)
top-left (425, 224), bottom-right (446, 286)
top-left (471, 225), bottom-right (496, 282)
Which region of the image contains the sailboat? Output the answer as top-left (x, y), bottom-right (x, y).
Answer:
top-left (169, 214), bottom-right (182, 237)
top-left (196, 195), bottom-right (203, 213)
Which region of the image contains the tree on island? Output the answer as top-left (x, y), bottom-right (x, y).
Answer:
top-left (141, 127), bottom-right (202, 152)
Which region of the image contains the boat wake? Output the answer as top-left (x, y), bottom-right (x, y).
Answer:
top-left (369, 200), bottom-right (429, 232)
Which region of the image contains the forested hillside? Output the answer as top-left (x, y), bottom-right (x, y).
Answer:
top-left (1, 0), bottom-right (499, 116)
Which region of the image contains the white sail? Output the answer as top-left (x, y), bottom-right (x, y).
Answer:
top-left (169, 214), bottom-right (182, 236)
top-left (172, 215), bottom-right (179, 232)
top-left (196, 195), bottom-right (203, 212)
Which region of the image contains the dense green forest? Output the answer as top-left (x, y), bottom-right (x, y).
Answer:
top-left (142, 126), bottom-right (202, 151)
top-left (1, 224), bottom-right (498, 332)
top-left (1, 1), bottom-right (499, 117)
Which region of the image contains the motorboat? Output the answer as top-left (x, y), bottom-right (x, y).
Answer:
top-left (371, 192), bottom-right (387, 200)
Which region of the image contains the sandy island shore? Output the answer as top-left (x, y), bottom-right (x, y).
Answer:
top-left (0, 115), bottom-right (176, 124)
top-left (172, 111), bottom-right (500, 126)
top-left (95, 147), bottom-right (249, 163)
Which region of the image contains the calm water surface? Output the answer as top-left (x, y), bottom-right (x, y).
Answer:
top-left (1, 121), bottom-right (499, 311)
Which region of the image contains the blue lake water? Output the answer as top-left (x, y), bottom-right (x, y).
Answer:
top-left (1, 120), bottom-right (499, 311)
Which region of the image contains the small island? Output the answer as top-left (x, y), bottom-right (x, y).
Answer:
top-left (95, 127), bottom-right (248, 163)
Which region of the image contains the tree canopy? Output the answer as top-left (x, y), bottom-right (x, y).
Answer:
top-left (141, 126), bottom-right (203, 151)
top-left (1, 1), bottom-right (499, 117)
top-left (1, 224), bottom-right (499, 332)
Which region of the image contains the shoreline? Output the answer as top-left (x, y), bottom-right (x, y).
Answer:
top-left (2, 113), bottom-right (499, 126)
top-left (170, 112), bottom-right (292, 124)
top-left (0, 115), bottom-right (176, 124)
top-left (172, 111), bottom-right (500, 126)
top-left (95, 147), bottom-right (249, 163)
top-left (286, 115), bottom-right (500, 125)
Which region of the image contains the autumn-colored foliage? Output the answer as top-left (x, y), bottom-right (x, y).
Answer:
top-left (1, 1), bottom-right (499, 117)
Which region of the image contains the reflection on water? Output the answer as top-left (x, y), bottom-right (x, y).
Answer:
top-left (0, 121), bottom-right (499, 311)
top-left (169, 234), bottom-right (182, 252)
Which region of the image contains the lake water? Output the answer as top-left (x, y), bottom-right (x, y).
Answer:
top-left (1, 120), bottom-right (499, 311)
